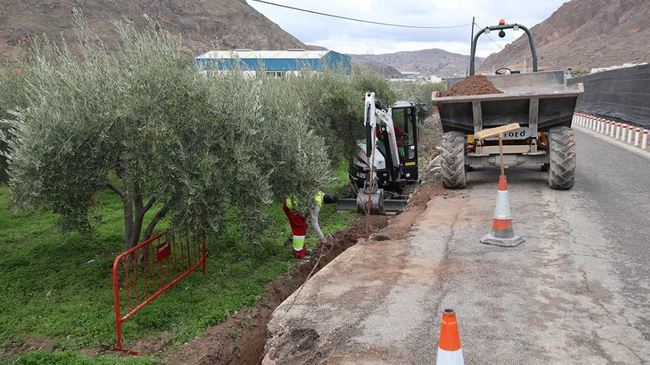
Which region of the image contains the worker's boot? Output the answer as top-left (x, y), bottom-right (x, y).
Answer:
top-left (293, 248), bottom-right (311, 260)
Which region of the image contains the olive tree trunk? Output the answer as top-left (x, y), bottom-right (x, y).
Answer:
top-left (107, 172), bottom-right (173, 251)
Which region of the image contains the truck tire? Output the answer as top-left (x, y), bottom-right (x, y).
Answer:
top-left (548, 127), bottom-right (576, 190)
top-left (441, 131), bottom-right (467, 189)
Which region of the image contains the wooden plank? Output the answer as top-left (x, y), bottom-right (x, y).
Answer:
top-left (475, 123), bottom-right (521, 140)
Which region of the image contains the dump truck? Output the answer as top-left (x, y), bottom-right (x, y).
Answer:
top-left (432, 20), bottom-right (583, 189)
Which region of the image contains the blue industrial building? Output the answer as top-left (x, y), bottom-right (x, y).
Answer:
top-left (194, 49), bottom-right (351, 75)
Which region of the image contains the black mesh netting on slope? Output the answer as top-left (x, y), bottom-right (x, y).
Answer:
top-left (568, 64), bottom-right (650, 129)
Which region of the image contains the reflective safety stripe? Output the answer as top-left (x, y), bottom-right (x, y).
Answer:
top-left (287, 191), bottom-right (324, 209)
top-left (494, 191), bottom-right (511, 219)
top-left (436, 348), bottom-right (465, 365)
top-left (292, 235), bottom-right (306, 251)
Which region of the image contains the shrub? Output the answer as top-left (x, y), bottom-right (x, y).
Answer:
top-left (3, 18), bottom-right (329, 249)
top-left (279, 68), bottom-right (396, 161)
top-left (391, 80), bottom-right (445, 114)
top-left (0, 66), bottom-right (28, 183)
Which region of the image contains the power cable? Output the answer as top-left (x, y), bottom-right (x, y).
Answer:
top-left (249, 0), bottom-right (472, 29)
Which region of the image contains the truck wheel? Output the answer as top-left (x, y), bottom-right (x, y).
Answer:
top-left (548, 127), bottom-right (576, 190)
top-left (441, 131), bottom-right (467, 189)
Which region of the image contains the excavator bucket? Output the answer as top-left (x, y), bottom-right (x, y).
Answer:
top-left (356, 189), bottom-right (385, 215)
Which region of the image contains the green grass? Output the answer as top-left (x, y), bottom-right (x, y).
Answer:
top-left (7, 351), bottom-right (155, 365)
top-left (0, 162), bottom-right (353, 364)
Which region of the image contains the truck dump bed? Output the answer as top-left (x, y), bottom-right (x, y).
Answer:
top-left (433, 71), bottom-right (582, 134)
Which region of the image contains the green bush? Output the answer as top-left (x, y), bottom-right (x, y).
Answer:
top-left (277, 68), bottom-right (396, 161)
top-left (2, 18), bottom-right (329, 249)
top-left (0, 66), bottom-right (28, 183)
top-left (0, 14), bottom-right (404, 250)
top-left (391, 80), bottom-right (445, 114)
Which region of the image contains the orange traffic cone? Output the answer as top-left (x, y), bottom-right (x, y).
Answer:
top-left (481, 175), bottom-right (524, 247)
top-left (436, 309), bottom-right (464, 365)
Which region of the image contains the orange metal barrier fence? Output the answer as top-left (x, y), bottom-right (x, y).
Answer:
top-left (112, 230), bottom-right (206, 354)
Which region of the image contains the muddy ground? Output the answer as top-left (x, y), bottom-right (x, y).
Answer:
top-left (161, 215), bottom-right (390, 365)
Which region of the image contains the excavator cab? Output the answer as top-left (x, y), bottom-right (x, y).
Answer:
top-left (390, 101), bottom-right (419, 184)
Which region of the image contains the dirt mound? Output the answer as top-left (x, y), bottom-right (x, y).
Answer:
top-left (163, 216), bottom-right (389, 365)
top-left (441, 75), bottom-right (502, 97)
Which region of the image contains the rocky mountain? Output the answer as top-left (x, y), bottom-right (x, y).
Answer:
top-left (350, 48), bottom-right (483, 78)
top-left (480, 0), bottom-right (650, 72)
top-left (353, 61), bottom-right (402, 78)
top-left (0, 0), bottom-right (304, 61)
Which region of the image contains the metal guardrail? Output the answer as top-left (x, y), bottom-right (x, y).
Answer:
top-left (112, 230), bottom-right (206, 354)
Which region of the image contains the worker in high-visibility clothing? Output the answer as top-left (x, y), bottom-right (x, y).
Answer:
top-left (283, 191), bottom-right (332, 260)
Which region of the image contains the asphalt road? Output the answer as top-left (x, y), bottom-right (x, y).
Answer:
top-left (263, 129), bottom-right (650, 364)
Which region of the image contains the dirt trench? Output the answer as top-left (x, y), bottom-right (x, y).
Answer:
top-left (156, 117), bottom-right (443, 365)
top-left (162, 216), bottom-right (389, 365)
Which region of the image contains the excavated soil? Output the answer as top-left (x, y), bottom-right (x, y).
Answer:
top-left (162, 215), bottom-right (389, 365)
top-left (441, 75), bottom-right (502, 97)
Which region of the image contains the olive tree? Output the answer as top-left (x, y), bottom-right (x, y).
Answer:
top-left (4, 21), bottom-right (329, 250)
top-left (391, 80), bottom-right (445, 113)
top-left (283, 69), bottom-right (396, 161)
top-left (0, 67), bottom-right (27, 183)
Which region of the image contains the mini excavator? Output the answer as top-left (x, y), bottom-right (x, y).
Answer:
top-left (337, 92), bottom-right (420, 214)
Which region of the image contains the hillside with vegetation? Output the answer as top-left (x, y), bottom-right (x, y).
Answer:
top-left (480, 0), bottom-right (650, 72)
top-left (0, 0), bottom-right (305, 61)
top-left (351, 48), bottom-right (483, 78)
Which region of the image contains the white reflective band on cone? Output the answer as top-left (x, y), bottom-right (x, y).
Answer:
top-left (494, 190), bottom-right (511, 219)
top-left (436, 348), bottom-right (465, 365)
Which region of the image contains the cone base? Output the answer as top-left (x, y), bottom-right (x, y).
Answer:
top-left (480, 232), bottom-right (524, 247)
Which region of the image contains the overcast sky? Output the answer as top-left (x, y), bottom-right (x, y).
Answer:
top-left (248, 0), bottom-right (568, 57)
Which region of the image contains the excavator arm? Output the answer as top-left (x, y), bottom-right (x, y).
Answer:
top-left (358, 92), bottom-right (404, 214)
top-left (364, 92), bottom-right (401, 170)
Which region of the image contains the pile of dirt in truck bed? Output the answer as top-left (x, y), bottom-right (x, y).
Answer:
top-left (440, 75), bottom-right (503, 97)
